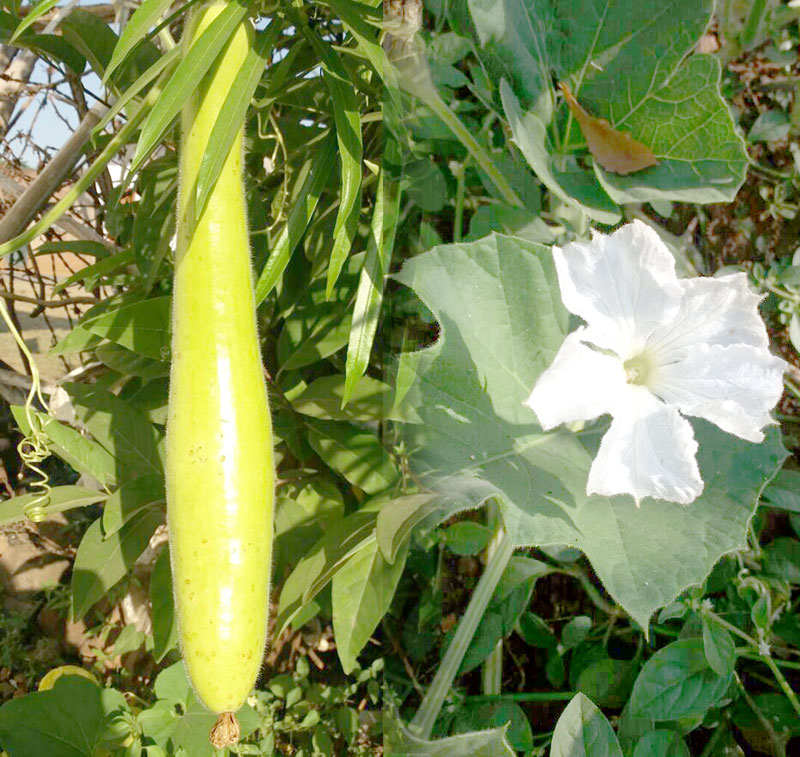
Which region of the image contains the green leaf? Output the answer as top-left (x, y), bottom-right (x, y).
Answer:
top-left (375, 492), bottom-right (440, 562)
top-left (275, 509), bottom-right (377, 636)
top-left (459, 555), bottom-right (549, 674)
top-left (593, 55), bottom-right (749, 205)
top-left (550, 693), bottom-right (623, 757)
top-left (762, 537), bottom-right (800, 584)
top-left (731, 692), bottom-right (800, 746)
top-left (150, 546), bottom-right (178, 663)
top-left (475, 0), bottom-right (747, 206)
top-left (60, 8), bottom-right (119, 80)
top-left (700, 616), bottom-right (736, 676)
top-left (518, 612), bottom-right (557, 649)
top-left (82, 297), bottom-right (171, 361)
top-left (10, 0), bottom-right (60, 42)
top-left (761, 469), bottom-right (800, 512)
top-left (128, 1), bottom-right (249, 177)
top-left (52, 248), bottom-right (136, 294)
top-left (500, 81), bottom-right (620, 225)
top-left (71, 510), bottom-right (164, 620)
top-left (0, 485), bottom-right (108, 527)
top-left (324, 0), bottom-right (384, 75)
top-left (254, 133), bottom-right (337, 303)
top-left (102, 474), bottom-right (165, 537)
top-left (11, 406), bottom-right (117, 488)
top-left (195, 23), bottom-right (279, 214)
top-left (292, 374), bottom-right (398, 422)
top-left (629, 639), bottom-right (732, 721)
top-left (394, 235), bottom-right (787, 629)
top-left (442, 521), bottom-right (493, 555)
top-left (274, 477), bottom-right (344, 574)
top-left (49, 326), bottom-right (103, 357)
top-left (748, 110), bottom-right (791, 143)
top-left (277, 302), bottom-right (352, 370)
top-left (561, 615), bottom-right (592, 650)
top-left (344, 141), bottom-right (402, 405)
top-left (144, 663), bottom-right (259, 756)
top-left (16, 32), bottom-right (86, 74)
top-left (385, 714), bottom-right (515, 756)
top-left (576, 657), bottom-right (638, 709)
top-left (452, 702), bottom-right (533, 753)
top-left (333, 537), bottom-right (409, 673)
top-left (299, 28), bottom-right (363, 298)
top-left (633, 731), bottom-right (690, 757)
top-left (0, 676), bottom-right (121, 757)
top-left (95, 343), bottom-right (168, 382)
top-left (104, 0), bottom-right (174, 83)
top-left (66, 383), bottom-right (165, 480)
top-left (307, 419), bottom-right (399, 495)
top-left (93, 45), bottom-right (181, 139)
top-left (131, 157), bottom-right (177, 292)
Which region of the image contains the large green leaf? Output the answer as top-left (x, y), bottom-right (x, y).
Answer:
top-left (395, 235), bottom-right (786, 628)
top-left (332, 537), bottom-right (409, 673)
top-left (0, 676), bottom-right (126, 757)
top-left (469, 0), bottom-right (748, 205)
top-left (65, 383), bottom-right (165, 481)
top-left (71, 510), bottom-right (163, 620)
top-left (82, 297), bottom-right (171, 361)
top-left (150, 545), bottom-right (178, 663)
top-left (628, 639), bottom-right (733, 720)
top-left (385, 715), bottom-right (515, 756)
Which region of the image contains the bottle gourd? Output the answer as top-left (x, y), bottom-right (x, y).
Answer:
top-left (166, 2), bottom-right (273, 745)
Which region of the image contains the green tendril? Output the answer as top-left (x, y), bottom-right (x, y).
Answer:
top-left (0, 296), bottom-right (53, 522)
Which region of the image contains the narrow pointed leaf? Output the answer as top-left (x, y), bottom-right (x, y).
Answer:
top-left (10, 0), bottom-right (60, 42)
top-left (104, 0), bottom-right (175, 84)
top-left (195, 23), bottom-right (280, 214)
top-left (299, 24), bottom-right (363, 297)
top-left (128, 1), bottom-right (248, 178)
top-left (343, 135), bottom-right (401, 404)
top-left (254, 133), bottom-right (337, 303)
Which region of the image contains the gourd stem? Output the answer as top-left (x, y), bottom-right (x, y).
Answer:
top-left (410, 529), bottom-right (514, 739)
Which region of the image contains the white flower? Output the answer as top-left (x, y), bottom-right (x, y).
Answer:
top-left (525, 220), bottom-right (786, 506)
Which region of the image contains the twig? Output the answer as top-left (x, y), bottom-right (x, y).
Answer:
top-left (0, 103), bottom-right (109, 244)
top-left (0, 290), bottom-right (97, 308)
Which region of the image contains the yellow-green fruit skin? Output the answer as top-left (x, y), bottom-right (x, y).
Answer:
top-left (166, 2), bottom-right (273, 715)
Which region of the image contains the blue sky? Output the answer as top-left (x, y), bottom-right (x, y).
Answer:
top-left (6, 1), bottom-right (127, 168)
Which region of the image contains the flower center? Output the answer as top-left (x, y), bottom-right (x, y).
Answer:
top-left (623, 352), bottom-right (653, 386)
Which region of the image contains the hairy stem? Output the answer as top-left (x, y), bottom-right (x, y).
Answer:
top-left (410, 530), bottom-right (514, 739)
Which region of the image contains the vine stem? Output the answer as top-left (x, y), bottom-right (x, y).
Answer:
top-left (706, 609), bottom-right (800, 720)
top-left (734, 672), bottom-right (786, 757)
top-left (423, 91), bottom-right (522, 208)
top-left (481, 505), bottom-right (505, 696)
top-left (410, 530), bottom-right (514, 739)
top-left (760, 651), bottom-right (800, 720)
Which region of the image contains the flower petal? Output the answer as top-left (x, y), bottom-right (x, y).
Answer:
top-left (553, 219), bottom-right (682, 357)
top-left (648, 273), bottom-right (768, 356)
top-left (650, 343), bottom-right (786, 442)
top-left (587, 387), bottom-right (702, 505)
top-left (525, 329), bottom-right (628, 430)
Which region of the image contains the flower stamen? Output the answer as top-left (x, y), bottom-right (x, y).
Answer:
top-left (623, 353), bottom-right (653, 386)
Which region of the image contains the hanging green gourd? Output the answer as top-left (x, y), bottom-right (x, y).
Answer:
top-left (166, 1), bottom-right (274, 747)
